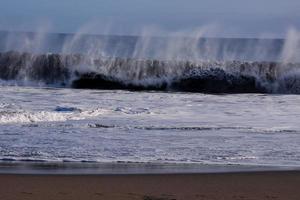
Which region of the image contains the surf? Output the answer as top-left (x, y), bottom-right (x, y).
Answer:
top-left (0, 51), bottom-right (300, 93)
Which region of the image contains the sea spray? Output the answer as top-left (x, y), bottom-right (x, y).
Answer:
top-left (0, 51), bottom-right (300, 93)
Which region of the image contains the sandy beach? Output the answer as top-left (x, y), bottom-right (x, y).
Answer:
top-left (0, 171), bottom-right (299, 200)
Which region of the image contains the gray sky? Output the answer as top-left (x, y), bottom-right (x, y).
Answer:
top-left (0, 0), bottom-right (299, 37)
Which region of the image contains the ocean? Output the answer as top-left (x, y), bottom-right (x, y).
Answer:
top-left (0, 31), bottom-right (299, 170)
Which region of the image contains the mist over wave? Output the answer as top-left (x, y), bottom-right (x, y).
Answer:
top-left (0, 27), bottom-right (300, 93)
top-left (0, 30), bottom-right (289, 61)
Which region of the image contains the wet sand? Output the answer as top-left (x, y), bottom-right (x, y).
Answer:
top-left (0, 171), bottom-right (300, 200)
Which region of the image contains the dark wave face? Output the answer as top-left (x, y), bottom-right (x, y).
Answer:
top-left (0, 51), bottom-right (300, 94)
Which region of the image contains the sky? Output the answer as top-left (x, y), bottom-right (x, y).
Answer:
top-left (0, 0), bottom-right (299, 37)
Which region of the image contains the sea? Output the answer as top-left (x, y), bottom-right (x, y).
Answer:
top-left (0, 31), bottom-right (299, 173)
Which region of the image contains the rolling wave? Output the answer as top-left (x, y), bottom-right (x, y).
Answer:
top-left (1, 51), bottom-right (300, 93)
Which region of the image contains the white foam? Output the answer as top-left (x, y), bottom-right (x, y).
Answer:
top-left (1, 87), bottom-right (300, 167)
top-left (0, 108), bottom-right (107, 124)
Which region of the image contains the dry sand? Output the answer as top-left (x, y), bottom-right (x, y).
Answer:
top-left (0, 171), bottom-right (300, 200)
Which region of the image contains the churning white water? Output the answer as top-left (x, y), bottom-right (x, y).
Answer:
top-left (0, 86), bottom-right (299, 167)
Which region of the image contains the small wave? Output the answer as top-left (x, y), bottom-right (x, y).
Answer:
top-left (86, 124), bottom-right (298, 134)
top-left (87, 124), bottom-right (229, 131)
top-left (0, 107), bottom-right (107, 124)
top-left (88, 124), bottom-right (116, 128)
top-left (0, 157), bottom-right (49, 162)
top-left (86, 124), bottom-right (238, 131)
top-left (216, 156), bottom-right (257, 161)
top-left (114, 107), bottom-right (152, 115)
top-left (135, 126), bottom-right (223, 131)
top-left (246, 127), bottom-right (298, 133)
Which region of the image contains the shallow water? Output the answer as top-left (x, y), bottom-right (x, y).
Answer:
top-left (0, 86), bottom-right (299, 167)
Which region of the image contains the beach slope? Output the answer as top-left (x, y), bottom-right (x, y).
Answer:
top-left (0, 171), bottom-right (300, 200)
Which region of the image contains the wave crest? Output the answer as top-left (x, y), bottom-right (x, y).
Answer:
top-left (1, 51), bottom-right (300, 93)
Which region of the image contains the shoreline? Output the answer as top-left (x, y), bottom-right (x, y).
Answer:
top-left (1, 171), bottom-right (300, 200)
top-left (0, 161), bottom-right (299, 175)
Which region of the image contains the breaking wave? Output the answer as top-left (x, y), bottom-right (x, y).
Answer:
top-left (1, 51), bottom-right (300, 93)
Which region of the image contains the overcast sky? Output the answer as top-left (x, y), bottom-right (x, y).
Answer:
top-left (0, 0), bottom-right (299, 37)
